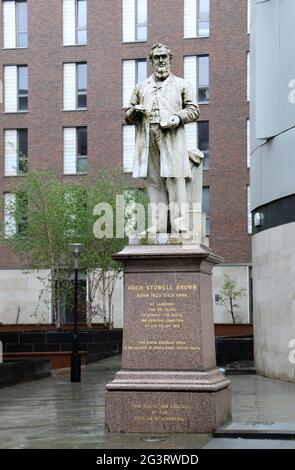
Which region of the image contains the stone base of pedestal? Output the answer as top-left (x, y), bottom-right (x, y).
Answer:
top-left (106, 370), bottom-right (231, 433)
top-left (105, 244), bottom-right (232, 433)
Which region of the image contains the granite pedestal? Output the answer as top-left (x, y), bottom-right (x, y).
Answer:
top-left (105, 245), bottom-right (231, 433)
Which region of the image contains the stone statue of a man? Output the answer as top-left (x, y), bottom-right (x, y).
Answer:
top-left (125, 43), bottom-right (200, 239)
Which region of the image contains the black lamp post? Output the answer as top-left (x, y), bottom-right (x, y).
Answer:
top-left (69, 243), bottom-right (84, 382)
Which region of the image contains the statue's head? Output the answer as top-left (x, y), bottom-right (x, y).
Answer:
top-left (149, 43), bottom-right (173, 80)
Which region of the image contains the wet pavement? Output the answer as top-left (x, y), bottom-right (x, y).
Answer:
top-left (1, 355), bottom-right (295, 449)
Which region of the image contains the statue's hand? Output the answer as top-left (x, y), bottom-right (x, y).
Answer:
top-left (134, 104), bottom-right (146, 117)
top-left (160, 115), bottom-right (181, 129)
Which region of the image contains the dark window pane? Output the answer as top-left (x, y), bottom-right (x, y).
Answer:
top-left (18, 66), bottom-right (28, 93)
top-left (18, 96), bottom-right (28, 111)
top-left (18, 129), bottom-right (28, 156)
top-left (136, 26), bottom-right (147, 41)
top-left (16, 191), bottom-right (28, 235)
top-left (202, 151), bottom-right (209, 170)
top-left (198, 56), bottom-right (209, 86)
top-left (78, 94), bottom-right (87, 108)
top-left (77, 0), bottom-right (87, 29)
top-left (137, 0), bottom-right (147, 24)
top-left (77, 127), bottom-right (87, 156)
top-left (198, 122), bottom-right (209, 151)
top-left (136, 60), bottom-right (147, 83)
top-left (18, 129), bottom-right (28, 174)
top-left (198, 88), bottom-right (209, 102)
top-left (77, 63), bottom-right (87, 90)
top-left (198, 122), bottom-right (209, 169)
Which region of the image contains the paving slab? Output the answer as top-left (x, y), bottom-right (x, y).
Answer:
top-left (1, 355), bottom-right (295, 449)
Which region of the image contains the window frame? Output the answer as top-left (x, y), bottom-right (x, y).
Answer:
top-left (17, 65), bottom-right (28, 112)
top-left (246, 118), bottom-right (250, 168)
top-left (75, 0), bottom-right (87, 45)
top-left (76, 126), bottom-right (88, 175)
top-left (247, 185), bottom-right (252, 234)
top-left (197, 55), bottom-right (209, 104)
top-left (247, 51), bottom-right (250, 102)
top-left (197, 0), bottom-right (210, 38)
top-left (135, 58), bottom-right (147, 84)
top-left (202, 186), bottom-right (210, 236)
top-left (15, 0), bottom-right (28, 48)
top-left (197, 121), bottom-right (209, 170)
top-left (76, 62), bottom-right (87, 110)
top-left (135, 0), bottom-right (147, 42)
top-left (17, 128), bottom-right (28, 175)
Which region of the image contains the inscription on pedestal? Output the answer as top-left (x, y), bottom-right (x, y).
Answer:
top-left (122, 273), bottom-right (202, 370)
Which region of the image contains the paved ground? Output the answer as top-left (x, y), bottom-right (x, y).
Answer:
top-left (1, 355), bottom-right (295, 449)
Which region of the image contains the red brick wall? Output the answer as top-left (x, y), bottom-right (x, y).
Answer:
top-left (0, 0), bottom-right (250, 267)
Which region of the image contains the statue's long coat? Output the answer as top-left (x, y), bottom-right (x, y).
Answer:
top-left (125, 74), bottom-right (200, 178)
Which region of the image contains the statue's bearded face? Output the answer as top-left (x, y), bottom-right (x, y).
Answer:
top-left (151, 47), bottom-right (171, 80)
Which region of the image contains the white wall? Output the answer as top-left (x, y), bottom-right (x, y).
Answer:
top-left (212, 264), bottom-right (250, 324)
top-left (0, 269), bottom-right (51, 324)
top-left (253, 222), bottom-right (295, 382)
top-left (0, 266), bottom-right (250, 328)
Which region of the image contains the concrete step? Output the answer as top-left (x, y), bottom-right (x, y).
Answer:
top-left (214, 422), bottom-right (295, 440)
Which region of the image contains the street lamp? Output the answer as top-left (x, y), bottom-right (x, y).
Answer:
top-left (69, 243), bottom-right (84, 382)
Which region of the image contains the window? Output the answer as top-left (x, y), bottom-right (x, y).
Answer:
top-left (18, 65), bottom-right (28, 111)
top-left (4, 129), bottom-right (28, 176)
top-left (76, 0), bottom-right (87, 44)
top-left (123, 59), bottom-right (147, 107)
top-left (3, 0), bottom-right (28, 48)
top-left (63, 127), bottom-right (88, 175)
top-left (63, 62), bottom-right (87, 110)
top-left (136, 0), bottom-right (147, 41)
top-left (55, 275), bottom-right (86, 324)
top-left (4, 193), bottom-right (16, 237)
top-left (4, 191), bottom-right (27, 237)
top-left (77, 63), bottom-right (87, 108)
top-left (247, 52), bottom-right (250, 102)
top-left (63, 0), bottom-right (87, 46)
top-left (184, 55), bottom-right (209, 103)
top-left (184, 0), bottom-right (210, 38)
top-left (123, 125), bottom-right (136, 173)
top-left (246, 119), bottom-right (250, 168)
top-left (202, 187), bottom-right (210, 235)
top-left (247, 0), bottom-right (251, 34)
top-left (247, 185), bottom-right (252, 234)
top-left (185, 121), bottom-right (209, 169)
top-left (198, 121), bottom-right (209, 169)
top-left (4, 65), bottom-right (28, 112)
top-left (123, 0), bottom-right (147, 42)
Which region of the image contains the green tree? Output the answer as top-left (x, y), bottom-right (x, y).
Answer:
top-left (0, 169), bottom-right (143, 328)
top-left (219, 274), bottom-right (246, 324)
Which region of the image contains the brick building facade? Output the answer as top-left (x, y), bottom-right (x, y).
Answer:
top-left (0, 0), bottom-right (251, 326)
